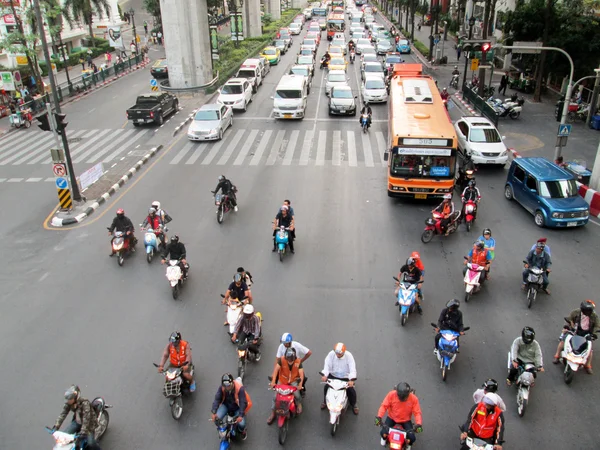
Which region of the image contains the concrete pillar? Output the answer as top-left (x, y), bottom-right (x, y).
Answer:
top-left (244, 0), bottom-right (262, 37)
top-left (269, 0), bottom-right (281, 19)
top-left (159, 0), bottom-right (212, 88)
top-left (291, 0), bottom-right (303, 8)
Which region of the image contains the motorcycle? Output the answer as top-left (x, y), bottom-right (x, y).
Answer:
top-left (221, 294), bottom-right (243, 336)
top-left (268, 377), bottom-right (299, 445)
top-left (456, 156), bottom-right (476, 192)
top-left (379, 422), bottom-right (413, 450)
top-left (321, 373), bottom-right (352, 436)
top-left (9, 110), bottom-right (32, 129)
top-left (432, 323), bottom-right (470, 381)
top-left (450, 74), bottom-right (459, 89)
top-left (349, 50), bottom-right (356, 63)
top-left (275, 225), bottom-right (291, 262)
top-left (214, 191), bottom-right (235, 224)
top-left (166, 259), bottom-right (188, 300)
top-left (421, 210), bottom-right (461, 243)
top-left (442, 97), bottom-right (449, 110)
top-left (140, 224), bottom-right (166, 263)
top-left (488, 96), bottom-right (524, 119)
top-left (153, 362), bottom-right (193, 420)
top-left (213, 414), bottom-right (242, 449)
top-left (463, 258), bottom-right (486, 303)
top-left (393, 274), bottom-right (418, 326)
top-left (320, 56), bottom-right (329, 69)
top-left (506, 354), bottom-right (537, 418)
top-left (236, 316), bottom-right (263, 381)
top-left (462, 199), bottom-right (477, 231)
top-left (461, 433), bottom-right (495, 450)
top-left (560, 318), bottom-right (597, 385)
top-left (107, 228), bottom-right (134, 266)
top-left (360, 113), bottom-right (370, 133)
top-left (522, 261), bottom-right (546, 309)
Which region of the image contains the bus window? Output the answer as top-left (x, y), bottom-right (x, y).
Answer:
top-left (391, 154), bottom-right (454, 178)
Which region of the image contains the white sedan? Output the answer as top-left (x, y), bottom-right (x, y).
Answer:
top-left (325, 70), bottom-right (350, 96)
top-left (361, 75), bottom-right (388, 103)
top-left (216, 78), bottom-right (253, 112)
top-left (187, 103), bottom-right (233, 141)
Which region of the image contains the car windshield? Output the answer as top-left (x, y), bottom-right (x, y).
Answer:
top-left (291, 67), bottom-right (308, 76)
top-left (300, 49), bottom-right (312, 55)
top-left (354, 33), bottom-right (365, 39)
top-left (332, 39), bottom-right (345, 47)
top-left (328, 73), bottom-right (346, 82)
top-left (386, 56), bottom-right (402, 64)
top-left (221, 84), bottom-right (243, 95)
top-left (298, 56), bottom-right (313, 64)
top-left (156, 60), bottom-right (167, 67)
top-left (469, 127), bottom-right (502, 143)
top-left (399, 40), bottom-right (409, 46)
top-left (304, 39), bottom-right (316, 46)
top-left (280, 30), bottom-right (290, 36)
top-left (195, 110), bottom-right (219, 120)
top-left (378, 40), bottom-right (392, 46)
top-left (539, 180), bottom-right (578, 198)
top-left (363, 55), bottom-right (378, 63)
top-left (237, 70), bottom-right (255, 78)
top-left (363, 47), bottom-right (376, 54)
top-left (273, 40), bottom-right (285, 46)
top-left (357, 39), bottom-right (371, 46)
top-left (275, 89), bottom-right (301, 99)
top-left (331, 58), bottom-right (345, 65)
top-left (290, 23), bottom-right (301, 28)
top-left (390, 153), bottom-right (454, 179)
top-left (332, 89), bottom-right (353, 98)
top-left (365, 78), bottom-right (385, 89)
top-left (365, 65), bottom-right (383, 72)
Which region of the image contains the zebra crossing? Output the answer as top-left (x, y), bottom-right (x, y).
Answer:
top-left (0, 128), bottom-right (151, 166)
top-left (168, 128), bottom-right (388, 167)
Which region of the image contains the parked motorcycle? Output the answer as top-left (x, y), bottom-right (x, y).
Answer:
top-left (393, 274), bottom-right (418, 326)
top-left (236, 318), bottom-right (263, 381)
top-left (463, 258), bottom-right (486, 303)
top-left (321, 373), bottom-right (352, 436)
top-left (166, 259), bottom-right (188, 300)
top-left (522, 261), bottom-right (546, 309)
top-left (214, 191), bottom-right (235, 224)
top-left (450, 73), bottom-right (459, 89)
top-left (140, 225), bottom-right (166, 263)
top-left (378, 422), bottom-right (413, 450)
top-left (421, 210), bottom-right (461, 243)
top-left (275, 225), bottom-right (291, 262)
top-left (506, 354), bottom-right (537, 418)
top-left (153, 362), bottom-right (193, 420)
top-left (432, 323), bottom-right (470, 381)
top-left (213, 414), bottom-right (241, 449)
top-left (360, 113), bottom-right (370, 133)
top-left (488, 96), bottom-right (524, 119)
top-left (560, 318), bottom-right (597, 385)
top-left (268, 377), bottom-right (299, 445)
top-left (107, 228), bottom-right (134, 266)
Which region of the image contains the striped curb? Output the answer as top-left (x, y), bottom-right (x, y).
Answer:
top-left (50, 144), bottom-right (163, 227)
top-left (172, 109), bottom-right (198, 136)
top-left (453, 93), bottom-right (477, 115)
top-left (577, 183), bottom-right (600, 218)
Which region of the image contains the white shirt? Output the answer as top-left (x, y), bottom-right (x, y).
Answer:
top-left (276, 341), bottom-right (310, 359)
top-left (473, 388), bottom-right (507, 411)
top-left (322, 350), bottom-right (357, 379)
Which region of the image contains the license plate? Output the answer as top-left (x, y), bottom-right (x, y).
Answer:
top-left (284, 114), bottom-right (292, 118)
top-left (415, 194), bottom-right (427, 199)
top-left (567, 222), bottom-right (577, 227)
top-left (339, 109), bottom-right (346, 113)
top-left (485, 159), bottom-right (497, 164)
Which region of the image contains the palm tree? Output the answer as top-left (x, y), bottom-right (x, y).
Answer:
top-left (62, 0), bottom-right (111, 48)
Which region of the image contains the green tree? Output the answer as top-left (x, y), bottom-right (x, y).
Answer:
top-left (143, 0), bottom-right (161, 28)
top-left (62, 0), bottom-right (111, 48)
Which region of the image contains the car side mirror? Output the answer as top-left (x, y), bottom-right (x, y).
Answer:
top-left (270, 96), bottom-right (274, 99)
top-left (384, 152), bottom-right (389, 161)
top-left (217, 89), bottom-right (221, 94)
top-left (501, 135), bottom-right (506, 140)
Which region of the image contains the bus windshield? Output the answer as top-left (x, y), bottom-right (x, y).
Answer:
top-left (390, 152), bottom-right (454, 179)
top-left (327, 19), bottom-right (345, 31)
top-left (312, 7), bottom-right (327, 16)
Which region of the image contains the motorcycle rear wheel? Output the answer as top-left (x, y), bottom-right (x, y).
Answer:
top-left (421, 229), bottom-right (434, 243)
top-left (517, 389), bottom-right (527, 417)
top-left (278, 419), bottom-right (288, 445)
top-left (95, 410), bottom-right (110, 440)
top-left (217, 205), bottom-right (224, 224)
top-left (171, 396), bottom-right (183, 420)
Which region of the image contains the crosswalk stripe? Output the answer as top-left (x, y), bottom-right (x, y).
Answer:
top-left (332, 130), bottom-right (341, 166)
top-left (64, 129), bottom-right (110, 161)
top-left (361, 132), bottom-right (374, 167)
top-left (375, 132), bottom-right (386, 166)
top-left (316, 130), bottom-right (327, 166)
top-left (0, 133), bottom-right (51, 165)
top-left (0, 129), bottom-right (30, 147)
top-left (0, 133), bottom-right (54, 165)
top-left (218, 129), bottom-right (246, 165)
top-left (266, 130), bottom-right (285, 166)
top-left (233, 129), bottom-right (258, 165)
top-left (170, 142), bottom-right (194, 164)
top-left (73, 129), bottom-right (125, 163)
top-left (249, 130), bottom-right (272, 166)
top-left (201, 136), bottom-right (226, 165)
top-left (87, 129), bottom-right (136, 163)
top-left (185, 143), bottom-right (208, 164)
top-left (347, 131), bottom-right (357, 167)
top-left (13, 130), bottom-right (87, 165)
top-left (102, 129), bottom-right (149, 163)
top-left (299, 130), bottom-right (313, 166)
top-left (26, 177), bottom-right (42, 182)
top-left (282, 130), bottom-right (300, 166)
top-left (39, 130), bottom-right (98, 164)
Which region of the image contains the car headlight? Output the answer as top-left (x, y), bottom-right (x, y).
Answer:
top-left (552, 212), bottom-right (564, 219)
top-left (500, 150), bottom-right (508, 157)
top-left (210, 129), bottom-right (218, 134)
top-left (471, 150), bottom-right (481, 156)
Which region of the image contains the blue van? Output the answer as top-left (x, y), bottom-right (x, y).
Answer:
top-left (504, 157), bottom-right (589, 228)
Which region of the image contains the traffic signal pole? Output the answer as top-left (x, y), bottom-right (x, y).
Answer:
top-left (32, 0), bottom-right (82, 201)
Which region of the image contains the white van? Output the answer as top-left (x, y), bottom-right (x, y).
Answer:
top-left (244, 57), bottom-right (269, 79)
top-left (236, 63), bottom-right (262, 93)
top-left (272, 75), bottom-right (308, 119)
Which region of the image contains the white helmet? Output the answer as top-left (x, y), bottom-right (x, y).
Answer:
top-left (151, 201), bottom-right (161, 209)
top-left (483, 392), bottom-right (500, 406)
top-left (444, 193), bottom-right (452, 200)
top-left (243, 304), bottom-right (254, 314)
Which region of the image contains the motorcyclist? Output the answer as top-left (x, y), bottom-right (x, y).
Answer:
top-left (452, 65), bottom-right (460, 76)
top-left (457, 155), bottom-right (476, 191)
top-left (433, 193), bottom-right (455, 235)
top-left (522, 242), bottom-right (551, 294)
top-left (275, 333), bottom-right (312, 366)
top-left (507, 327), bottom-right (544, 385)
top-left (236, 266), bottom-right (254, 289)
top-left (440, 87), bottom-right (450, 101)
top-left (473, 379), bottom-right (506, 411)
top-left (477, 229), bottom-right (496, 276)
top-left (212, 175), bottom-right (238, 211)
top-left (107, 208), bottom-right (136, 255)
top-left (161, 235), bottom-right (188, 279)
top-left (321, 343), bottom-right (359, 414)
top-left (150, 200), bottom-right (172, 224)
top-left (375, 382), bottom-right (423, 447)
top-left (267, 347), bottom-right (306, 423)
top-left (52, 385), bottom-right (101, 450)
top-left (141, 207), bottom-right (166, 247)
top-left (394, 257), bottom-right (424, 313)
top-left (157, 331), bottom-right (196, 391)
top-left (321, 51), bottom-right (331, 68)
top-left (461, 179), bottom-right (481, 218)
top-left (464, 240), bottom-right (491, 281)
top-left (231, 304), bottom-right (262, 359)
top-left (360, 103), bottom-right (372, 128)
top-left (223, 273), bottom-right (251, 326)
top-left (273, 205), bottom-right (295, 253)
top-left (553, 300), bottom-right (599, 373)
top-left (211, 373), bottom-right (250, 440)
top-left (530, 237), bottom-right (551, 256)
top-left (434, 299), bottom-right (465, 350)
top-left (348, 39), bottom-right (355, 52)
top-left (460, 393), bottom-right (505, 450)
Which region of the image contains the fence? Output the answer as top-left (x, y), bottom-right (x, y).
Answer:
top-left (461, 84), bottom-right (500, 127)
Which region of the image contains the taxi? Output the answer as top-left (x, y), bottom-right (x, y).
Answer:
top-left (328, 56), bottom-right (348, 71)
top-left (260, 46), bottom-right (281, 65)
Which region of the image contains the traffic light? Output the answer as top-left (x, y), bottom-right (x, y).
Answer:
top-left (36, 113), bottom-right (51, 132)
top-left (461, 40), bottom-right (492, 60)
top-left (481, 42), bottom-right (491, 62)
top-left (54, 113), bottom-right (68, 135)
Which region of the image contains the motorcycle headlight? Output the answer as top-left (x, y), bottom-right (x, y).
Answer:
top-left (238, 349), bottom-right (246, 357)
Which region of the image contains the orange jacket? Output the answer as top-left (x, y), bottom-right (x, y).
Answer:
top-left (471, 248), bottom-right (489, 266)
top-left (169, 341), bottom-right (189, 367)
top-left (377, 391), bottom-right (423, 424)
top-left (469, 403), bottom-right (502, 440)
top-left (278, 357), bottom-right (302, 385)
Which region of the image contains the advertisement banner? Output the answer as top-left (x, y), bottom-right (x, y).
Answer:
top-left (210, 25), bottom-right (220, 59)
top-left (15, 54), bottom-right (28, 65)
top-left (107, 26), bottom-right (124, 48)
top-left (0, 72), bottom-right (15, 91)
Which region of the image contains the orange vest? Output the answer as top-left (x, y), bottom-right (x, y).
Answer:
top-left (278, 357), bottom-right (301, 385)
top-left (442, 202), bottom-right (452, 215)
top-left (469, 403), bottom-right (501, 439)
top-left (169, 341), bottom-right (188, 367)
top-left (220, 380), bottom-right (253, 413)
top-left (471, 249), bottom-right (488, 266)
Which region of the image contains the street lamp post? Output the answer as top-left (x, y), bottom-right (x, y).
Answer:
top-left (128, 8), bottom-right (139, 56)
top-left (462, 16), bottom-right (475, 88)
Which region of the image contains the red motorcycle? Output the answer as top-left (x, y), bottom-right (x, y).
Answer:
top-left (462, 199), bottom-right (477, 232)
top-left (421, 211), bottom-right (461, 243)
top-left (268, 378), bottom-right (299, 445)
top-left (108, 228), bottom-right (135, 266)
top-left (379, 422), bottom-right (412, 449)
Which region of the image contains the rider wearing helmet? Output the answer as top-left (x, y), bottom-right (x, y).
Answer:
top-left (108, 208), bottom-right (136, 255)
top-left (461, 179), bottom-right (481, 219)
top-left (375, 382), bottom-right (423, 447)
top-left (433, 193), bottom-right (455, 235)
top-left (395, 257), bottom-right (424, 313)
top-left (530, 237), bottom-right (551, 256)
top-left (267, 347), bottom-right (306, 423)
top-left (477, 229), bottom-right (496, 276)
top-left (460, 393), bottom-right (505, 450)
top-left (507, 327), bottom-right (544, 385)
top-left (440, 87), bottom-right (449, 101)
top-left (452, 65), bottom-right (460, 76)
top-left (141, 207), bottom-right (166, 246)
top-left (275, 333), bottom-right (312, 366)
top-left (523, 241), bottom-right (551, 294)
top-left (473, 379), bottom-right (506, 411)
top-left (435, 299), bottom-right (465, 350)
top-left (150, 200), bottom-right (172, 224)
top-left (212, 175), bottom-right (238, 211)
top-left (360, 102), bottom-right (373, 127)
top-left (554, 300), bottom-right (599, 372)
top-left (231, 304), bottom-right (262, 358)
top-left (464, 239), bottom-right (491, 280)
top-left (161, 235), bottom-right (188, 279)
top-left (321, 343), bottom-right (359, 414)
top-left (211, 373), bottom-right (250, 440)
top-left (52, 385), bottom-right (101, 450)
top-left (157, 331), bottom-right (196, 391)
top-left (273, 205), bottom-right (295, 253)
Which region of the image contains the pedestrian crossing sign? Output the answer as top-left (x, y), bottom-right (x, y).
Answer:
top-left (558, 124), bottom-right (571, 137)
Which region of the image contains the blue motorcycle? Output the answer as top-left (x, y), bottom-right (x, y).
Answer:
top-left (275, 226), bottom-right (290, 262)
top-left (141, 225), bottom-right (166, 264)
top-left (360, 113), bottom-right (370, 133)
top-left (215, 414), bottom-right (241, 450)
top-left (431, 323), bottom-right (470, 381)
top-left (393, 274), bottom-right (418, 326)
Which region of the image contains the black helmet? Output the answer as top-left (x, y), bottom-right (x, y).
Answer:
top-left (483, 228), bottom-right (492, 236)
top-left (169, 331), bottom-right (181, 344)
top-left (468, 179), bottom-right (476, 187)
top-left (581, 300), bottom-right (595, 316)
top-left (406, 257), bottom-right (415, 266)
top-left (64, 385), bottom-right (80, 402)
top-left (482, 378), bottom-right (498, 393)
top-left (221, 373), bottom-right (234, 389)
top-left (170, 235), bottom-right (179, 244)
top-left (522, 326), bottom-right (535, 344)
top-left (218, 175), bottom-right (225, 182)
top-left (285, 347), bottom-right (297, 362)
top-left (237, 267), bottom-right (245, 274)
top-left (475, 240), bottom-right (485, 250)
top-left (446, 299), bottom-right (460, 310)
top-left (396, 382), bottom-right (411, 401)
top-left (234, 273), bottom-right (243, 283)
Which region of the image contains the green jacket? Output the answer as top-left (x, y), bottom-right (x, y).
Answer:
top-left (510, 337), bottom-right (543, 367)
top-left (54, 398), bottom-right (97, 436)
top-left (568, 309), bottom-right (600, 335)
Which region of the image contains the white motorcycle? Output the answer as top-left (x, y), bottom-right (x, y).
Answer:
top-left (321, 373), bottom-right (352, 436)
top-left (560, 318), bottom-right (597, 385)
top-left (507, 353), bottom-right (537, 417)
top-left (463, 258), bottom-right (486, 302)
top-left (166, 259), bottom-right (187, 300)
top-left (463, 436), bottom-right (495, 450)
top-left (221, 294), bottom-right (243, 336)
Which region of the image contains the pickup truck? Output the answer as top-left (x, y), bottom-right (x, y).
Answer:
top-left (126, 92), bottom-right (179, 126)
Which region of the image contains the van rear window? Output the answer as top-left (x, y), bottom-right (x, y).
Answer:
top-left (276, 89), bottom-right (302, 99)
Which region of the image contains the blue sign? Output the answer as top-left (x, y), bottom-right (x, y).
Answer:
top-left (558, 124), bottom-right (571, 137)
top-left (55, 177), bottom-right (68, 189)
top-left (150, 79), bottom-right (158, 87)
top-left (430, 166), bottom-right (450, 176)
top-left (434, 38), bottom-right (440, 45)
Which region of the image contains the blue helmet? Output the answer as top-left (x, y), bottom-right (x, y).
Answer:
top-left (280, 333), bottom-right (293, 344)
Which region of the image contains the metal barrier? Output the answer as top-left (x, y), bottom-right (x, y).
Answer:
top-left (461, 84), bottom-right (500, 127)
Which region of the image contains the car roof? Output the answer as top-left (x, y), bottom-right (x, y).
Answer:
top-left (333, 85), bottom-right (352, 91)
top-left (328, 69), bottom-right (346, 76)
top-left (153, 59), bottom-right (167, 66)
top-left (514, 157), bottom-right (575, 181)
top-left (225, 78), bottom-right (247, 85)
top-left (364, 62), bottom-right (383, 67)
top-left (460, 116), bottom-right (495, 128)
top-left (364, 73), bottom-right (385, 80)
top-left (262, 46), bottom-right (277, 51)
top-left (199, 104), bottom-right (221, 111)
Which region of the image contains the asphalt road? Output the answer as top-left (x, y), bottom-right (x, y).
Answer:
top-left (1, 10), bottom-right (600, 450)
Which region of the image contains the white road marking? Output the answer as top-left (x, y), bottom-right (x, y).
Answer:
top-left (347, 130), bottom-right (357, 167)
top-left (332, 130), bottom-right (341, 166)
top-left (218, 129), bottom-right (246, 165)
top-left (234, 129), bottom-right (259, 165)
top-left (282, 130), bottom-right (300, 166)
top-left (26, 177), bottom-right (42, 182)
top-left (170, 142), bottom-right (194, 165)
top-left (266, 130), bottom-right (286, 165)
top-left (361, 131), bottom-right (374, 167)
top-left (299, 130), bottom-right (314, 166)
top-left (249, 130), bottom-right (273, 166)
top-left (7, 178), bottom-right (23, 182)
top-left (39, 272), bottom-right (50, 282)
top-left (186, 143), bottom-right (208, 164)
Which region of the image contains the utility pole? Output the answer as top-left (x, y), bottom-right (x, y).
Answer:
top-left (129, 8), bottom-right (139, 55)
top-left (32, 0), bottom-right (82, 201)
top-left (462, 16), bottom-right (475, 88)
top-left (585, 67), bottom-right (600, 128)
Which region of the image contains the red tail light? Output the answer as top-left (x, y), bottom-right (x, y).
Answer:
top-left (150, 111), bottom-right (154, 118)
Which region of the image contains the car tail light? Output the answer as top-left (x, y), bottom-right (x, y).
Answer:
top-left (150, 111), bottom-right (154, 118)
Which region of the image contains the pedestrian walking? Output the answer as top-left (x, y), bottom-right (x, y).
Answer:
top-left (116, 55), bottom-right (122, 65)
top-left (86, 53), bottom-right (93, 68)
top-left (143, 20), bottom-right (148, 34)
top-left (91, 63), bottom-right (98, 74)
top-left (418, 20), bottom-right (422, 31)
top-left (104, 51), bottom-right (112, 66)
top-left (130, 41), bottom-right (137, 55)
top-left (499, 72), bottom-right (508, 96)
top-left (157, 31), bottom-right (163, 45)
top-left (456, 44), bottom-right (462, 61)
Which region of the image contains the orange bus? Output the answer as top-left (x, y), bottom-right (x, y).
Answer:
top-left (384, 64), bottom-right (458, 199)
top-left (326, 12), bottom-right (345, 40)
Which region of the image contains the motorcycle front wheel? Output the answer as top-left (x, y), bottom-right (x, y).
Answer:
top-left (95, 410), bottom-right (110, 440)
top-left (517, 389), bottom-right (527, 417)
top-left (442, 365), bottom-right (448, 381)
top-left (171, 396), bottom-right (183, 420)
top-left (172, 284), bottom-right (179, 300)
top-left (421, 229), bottom-right (434, 243)
top-left (331, 422), bottom-right (338, 436)
top-left (278, 419), bottom-right (288, 445)
top-left (464, 291), bottom-right (470, 303)
top-left (401, 313), bottom-right (407, 326)
top-left (279, 248), bottom-right (284, 262)
top-left (527, 286), bottom-right (536, 309)
top-left (563, 364), bottom-right (574, 385)
top-left (117, 251), bottom-right (124, 266)
top-left (466, 220), bottom-right (472, 232)
top-left (147, 249), bottom-right (153, 264)
top-left (217, 205), bottom-right (224, 224)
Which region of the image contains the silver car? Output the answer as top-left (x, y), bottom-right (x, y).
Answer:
top-left (289, 65), bottom-right (313, 92)
top-left (325, 70), bottom-right (350, 96)
top-left (187, 104), bottom-right (233, 141)
top-left (361, 53), bottom-right (379, 68)
top-left (361, 75), bottom-right (388, 103)
top-left (361, 46), bottom-right (377, 58)
top-left (361, 61), bottom-right (385, 82)
top-left (376, 39), bottom-right (394, 55)
top-left (355, 38), bottom-right (372, 55)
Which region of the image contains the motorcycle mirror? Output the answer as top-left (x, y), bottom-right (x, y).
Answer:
top-left (430, 323), bottom-right (437, 328)
top-left (392, 276), bottom-right (399, 281)
top-left (463, 327), bottom-right (471, 331)
top-left (220, 294), bottom-right (226, 298)
top-left (464, 256), bottom-right (469, 260)
top-left (564, 317), bottom-right (571, 323)
top-left (152, 362), bottom-right (160, 367)
top-left (267, 375), bottom-right (273, 381)
top-left (318, 371), bottom-right (325, 376)
top-left (523, 260), bottom-right (528, 264)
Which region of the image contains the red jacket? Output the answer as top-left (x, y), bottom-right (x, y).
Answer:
top-left (377, 391), bottom-right (423, 424)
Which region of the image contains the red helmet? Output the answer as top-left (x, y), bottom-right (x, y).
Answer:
top-left (411, 251), bottom-right (421, 260)
top-left (116, 208), bottom-right (124, 215)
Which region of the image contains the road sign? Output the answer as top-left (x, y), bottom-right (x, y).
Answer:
top-left (556, 136), bottom-right (568, 147)
top-left (434, 38), bottom-right (439, 45)
top-left (57, 188), bottom-right (72, 210)
top-left (558, 124), bottom-right (572, 137)
top-left (471, 58), bottom-right (479, 71)
top-left (52, 163), bottom-right (66, 177)
top-left (150, 79), bottom-right (157, 87)
top-left (55, 177), bottom-right (68, 189)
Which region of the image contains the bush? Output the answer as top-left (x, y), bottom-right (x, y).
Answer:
top-left (413, 40), bottom-right (430, 57)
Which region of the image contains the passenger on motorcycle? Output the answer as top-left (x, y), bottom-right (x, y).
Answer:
top-left (461, 179), bottom-right (481, 216)
top-left (273, 205), bottom-right (295, 253)
top-left (434, 299), bottom-right (465, 350)
top-left (394, 257), bottom-right (424, 313)
top-left (522, 242), bottom-right (551, 294)
top-left (321, 343), bottom-right (359, 414)
top-left (275, 333), bottom-right (312, 366)
top-left (161, 235), bottom-right (188, 279)
top-left (464, 240), bottom-right (491, 280)
top-left (211, 373), bottom-right (250, 440)
top-left (477, 229), bottom-right (495, 273)
top-left (267, 347), bottom-right (306, 423)
top-left (108, 208), bottom-right (136, 255)
top-left (52, 385), bottom-right (101, 450)
top-left (433, 193), bottom-right (455, 235)
top-left (506, 327), bottom-right (544, 386)
top-left (440, 87), bottom-right (450, 101)
top-left (375, 382), bottom-right (423, 446)
top-left (157, 332), bottom-right (196, 391)
top-left (223, 273), bottom-right (251, 326)
top-left (236, 266), bottom-right (253, 293)
top-left (473, 379), bottom-right (506, 411)
top-left (150, 200), bottom-right (172, 224)
top-left (460, 393), bottom-right (505, 450)
top-left (141, 207), bottom-right (166, 246)
top-left (360, 103), bottom-right (373, 127)
top-left (231, 304), bottom-right (262, 358)
top-left (278, 199), bottom-right (295, 218)
top-left (553, 300), bottom-right (599, 373)
top-left (530, 237), bottom-right (551, 256)
top-left (212, 175), bottom-right (238, 211)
